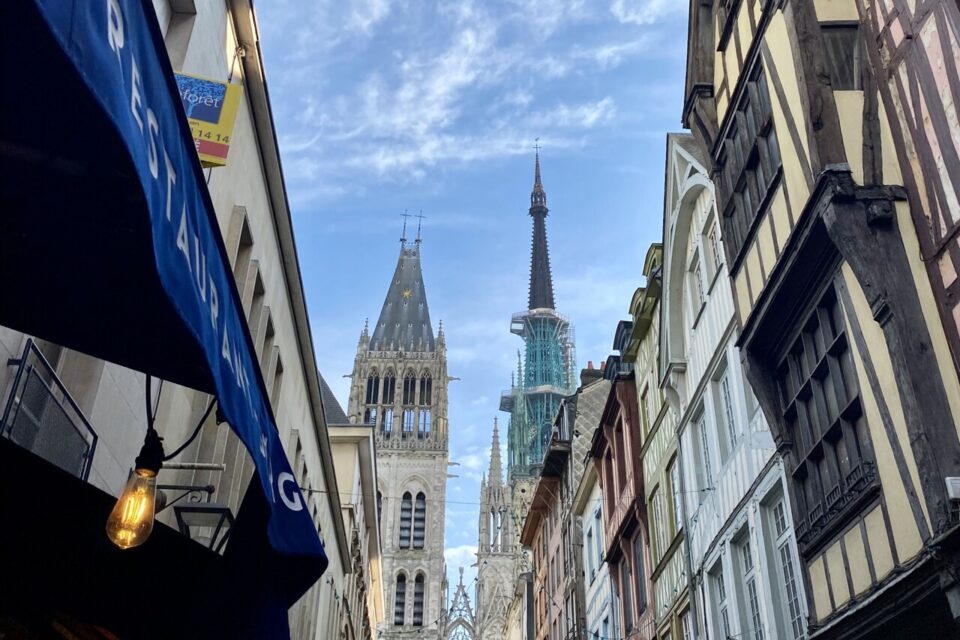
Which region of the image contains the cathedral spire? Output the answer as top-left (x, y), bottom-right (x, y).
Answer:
top-left (488, 417), bottom-right (503, 487)
top-left (527, 146), bottom-right (555, 310)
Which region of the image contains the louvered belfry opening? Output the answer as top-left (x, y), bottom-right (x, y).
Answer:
top-left (413, 573), bottom-right (425, 626)
top-left (394, 572), bottom-right (407, 625)
top-left (413, 492), bottom-right (426, 549)
top-left (399, 492), bottom-right (413, 548)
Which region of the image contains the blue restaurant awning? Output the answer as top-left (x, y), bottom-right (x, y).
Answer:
top-left (0, 0), bottom-right (327, 634)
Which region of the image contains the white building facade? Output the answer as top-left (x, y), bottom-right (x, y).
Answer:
top-left (660, 133), bottom-right (808, 640)
top-left (0, 1), bottom-right (350, 637)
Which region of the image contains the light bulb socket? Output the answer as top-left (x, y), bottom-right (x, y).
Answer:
top-left (135, 428), bottom-right (165, 475)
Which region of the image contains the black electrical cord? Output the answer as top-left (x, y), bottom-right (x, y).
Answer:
top-left (163, 397), bottom-right (216, 462)
top-left (144, 374), bottom-right (217, 462)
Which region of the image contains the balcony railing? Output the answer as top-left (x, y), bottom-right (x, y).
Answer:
top-left (1, 339), bottom-right (98, 481)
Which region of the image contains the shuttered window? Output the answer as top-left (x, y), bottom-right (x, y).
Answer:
top-left (413, 574), bottom-right (425, 626)
top-left (394, 573), bottom-right (407, 626)
top-left (776, 285), bottom-right (875, 551)
top-left (399, 492), bottom-right (412, 549)
top-left (716, 63), bottom-right (782, 265)
top-left (413, 492), bottom-right (426, 549)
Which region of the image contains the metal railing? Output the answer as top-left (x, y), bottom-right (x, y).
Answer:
top-left (1, 339), bottom-right (98, 481)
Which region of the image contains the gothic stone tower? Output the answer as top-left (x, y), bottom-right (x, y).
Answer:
top-left (474, 419), bottom-right (515, 640)
top-left (348, 233), bottom-right (448, 639)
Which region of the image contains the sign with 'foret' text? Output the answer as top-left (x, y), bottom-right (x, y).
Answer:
top-left (174, 71), bottom-right (241, 167)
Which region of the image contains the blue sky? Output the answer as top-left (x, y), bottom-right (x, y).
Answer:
top-left (256, 0), bottom-right (687, 594)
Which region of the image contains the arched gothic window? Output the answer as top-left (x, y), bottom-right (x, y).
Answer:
top-left (399, 492), bottom-right (412, 549)
top-left (419, 373), bottom-right (432, 404)
top-left (383, 370), bottom-right (396, 404)
top-left (413, 573), bottom-right (425, 626)
top-left (364, 370), bottom-right (380, 425)
top-left (394, 573), bottom-right (407, 626)
top-left (418, 409), bottom-right (431, 438)
top-left (413, 491), bottom-right (426, 549)
top-left (383, 408), bottom-right (394, 435)
top-left (489, 509), bottom-right (496, 550)
top-left (365, 370), bottom-right (380, 405)
top-left (402, 371), bottom-right (416, 405)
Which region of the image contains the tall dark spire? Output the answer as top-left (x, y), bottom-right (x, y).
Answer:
top-left (528, 147), bottom-right (556, 310)
top-left (370, 241), bottom-right (435, 352)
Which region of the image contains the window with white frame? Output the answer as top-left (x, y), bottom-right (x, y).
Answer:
top-left (586, 527), bottom-right (596, 582)
top-left (708, 217), bottom-right (724, 275)
top-left (669, 458), bottom-right (683, 535)
top-left (690, 254), bottom-right (706, 313)
top-left (681, 610), bottom-right (693, 640)
top-left (713, 362), bottom-right (738, 461)
top-left (710, 560), bottom-right (732, 640)
top-left (650, 487), bottom-right (667, 561)
top-left (692, 409), bottom-right (714, 501)
top-left (594, 508), bottom-right (603, 569)
top-left (765, 495), bottom-right (807, 639)
top-left (736, 534), bottom-right (764, 640)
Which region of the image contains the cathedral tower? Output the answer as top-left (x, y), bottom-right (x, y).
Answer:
top-left (347, 229), bottom-right (448, 639)
top-left (474, 419), bottom-right (515, 640)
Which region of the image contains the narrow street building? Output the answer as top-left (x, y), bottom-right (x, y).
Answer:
top-left (328, 396), bottom-right (386, 640)
top-left (660, 132), bottom-right (807, 640)
top-left (683, 1), bottom-right (960, 636)
top-left (594, 297), bottom-right (657, 640)
top-left (618, 245), bottom-right (683, 639)
top-left (521, 372), bottom-right (609, 640)
top-left (573, 418), bottom-right (619, 640)
top-left (347, 233), bottom-right (449, 639)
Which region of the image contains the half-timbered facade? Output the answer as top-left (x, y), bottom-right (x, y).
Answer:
top-left (683, 0), bottom-right (960, 637)
top-left (856, 1), bottom-right (960, 376)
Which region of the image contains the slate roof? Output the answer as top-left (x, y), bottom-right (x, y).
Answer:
top-left (318, 371), bottom-right (349, 425)
top-left (370, 242), bottom-right (436, 352)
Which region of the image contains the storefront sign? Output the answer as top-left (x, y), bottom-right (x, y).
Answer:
top-left (174, 71), bottom-right (242, 167)
top-left (28, 0), bottom-right (328, 614)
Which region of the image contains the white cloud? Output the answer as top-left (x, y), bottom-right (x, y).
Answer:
top-left (610, 0), bottom-right (672, 25)
top-left (348, 0), bottom-right (393, 33)
top-left (528, 97), bottom-right (617, 129)
top-left (444, 544), bottom-right (479, 570)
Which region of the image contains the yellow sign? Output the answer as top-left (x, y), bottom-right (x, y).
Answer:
top-left (174, 72), bottom-right (243, 167)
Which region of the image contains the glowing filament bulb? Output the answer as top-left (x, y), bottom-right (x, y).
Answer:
top-left (106, 468), bottom-right (157, 549)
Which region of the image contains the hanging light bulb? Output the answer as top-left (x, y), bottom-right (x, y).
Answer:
top-left (106, 428), bottom-right (164, 549)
